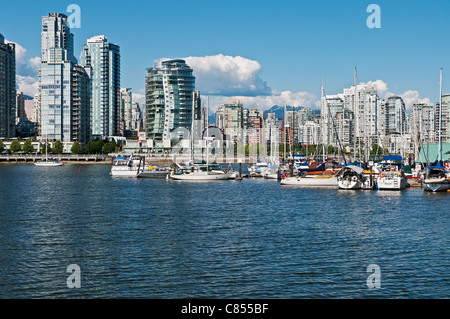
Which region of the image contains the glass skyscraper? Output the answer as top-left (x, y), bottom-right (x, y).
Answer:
top-left (0, 33), bottom-right (16, 138)
top-left (39, 13), bottom-right (91, 144)
top-left (81, 35), bottom-right (121, 139)
top-left (145, 59), bottom-right (195, 144)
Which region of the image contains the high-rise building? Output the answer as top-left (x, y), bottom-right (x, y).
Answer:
top-left (81, 35), bottom-right (120, 139)
top-left (343, 84), bottom-right (380, 145)
top-left (16, 91), bottom-right (26, 124)
top-left (247, 108), bottom-right (263, 144)
top-left (216, 100), bottom-right (245, 144)
top-left (119, 88), bottom-right (132, 135)
top-left (436, 95), bottom-right (450, 143)
top-left (39, 13), bottom-right (91, 144)
top-left (383, 96), bottom-right (407, 136)
top-left (144, 59), bottom-right (195, 145)
top-left (411, 103), bottom-right (435, 145)
top-left (0, 34), bottom-right (16, 138)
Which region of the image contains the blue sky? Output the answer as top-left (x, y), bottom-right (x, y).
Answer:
top-left (2, 0), bottom-right (450, 110)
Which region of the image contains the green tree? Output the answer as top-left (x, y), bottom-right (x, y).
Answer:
top-left (22, 140), bottom-right (35, 154)
top-left (52, 140), bottom-right (64, 154)
top-left (71, 141), bottom-right (83, 155)
top-left (102, 141), bottom-right (117, 154)
top-left (10, 140), bottom-right (22, 153)
top-left (0, 140), bottom-right (4, 153)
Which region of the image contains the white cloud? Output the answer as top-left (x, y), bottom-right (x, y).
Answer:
top-left (16, 75), bottom-right (39, 97)
top-left (5, 40), bottom-right (40, 78)
top-left (181, 54), bottom-right (272, 97)
top-left (5, 40), bottom-right (40, 97)
top-left (206, 90), bottom-right (318, 113)
top-left (132, 92), bottom-right (145, 106)
top-left (361, 79), bottom-right (431, 111)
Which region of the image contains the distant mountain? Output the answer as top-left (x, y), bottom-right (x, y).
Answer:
top-left (263, 105), bottom-right (319, 120)
top-left (207, 105), bottom-right (320, 124)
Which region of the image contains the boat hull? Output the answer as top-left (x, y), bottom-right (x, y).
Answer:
top-left (170, 173), bottom-right (232, 180)
top-left (110, 169), bottom-right (139, 177)
top-left (338, 180), bottom-right (362, 190)
top-left (34, 162), bottom-right (64, 167)
top-left (377, 176), bottom-right (408, 190)
top-left (138, 171), bottom-right (170, 178)
top-left (423, 180), bottom-right (450, 192)
top-left (281, 176), bottom-right (338, 186)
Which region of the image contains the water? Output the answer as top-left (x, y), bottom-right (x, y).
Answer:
top-left (0, 164), bottom-right (448, 299)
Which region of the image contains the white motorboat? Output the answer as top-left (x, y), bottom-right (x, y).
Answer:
top-left (110, 154), bottom-right (144, 177)
top-left (336, 165), bottom-right (366, 190)
top-left (281, 174), bottom-right (338, 186)
top-left (376, 155), bottom-right (408, 190)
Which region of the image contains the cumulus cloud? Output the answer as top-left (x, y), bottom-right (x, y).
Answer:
top-left (5, 40), bottom-right (40, 96)
top-left (207, 90), bottom-right (318, 113)
top-left (361, 79), bottom-right (431, 111)
top-left (181, 54), bottom-right (272, 97)
top-left (132, 91), bottom-right (146, 107)
top-left (16, 75), bottom-right (39, 97)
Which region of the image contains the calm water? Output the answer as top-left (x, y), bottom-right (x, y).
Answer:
top-left (0, 164), bottom-right (448, 299)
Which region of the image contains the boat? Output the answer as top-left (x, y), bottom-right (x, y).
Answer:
top-left (423, 69), bottom-right (450, 192)
top-left (423, 165), bottom-right (450, 192)
top-left (138, 165), bottom-right (171, 179)
top-left (280, 174), bottom-right (338, 186)
top-left (170, 164), bottom-right (233, 180)
top-left (248, 161), bottom-right (270, 177)
top-left (376, 155), bottom-right (408, 190)
top-left (110, 154), bottom-right (144, 177)
top-left (34, 136), bottom-right (64, 167)
top-left (336, 165), bottom-right (367, 190)
top-left (34, 158), bottom-right (64, 167)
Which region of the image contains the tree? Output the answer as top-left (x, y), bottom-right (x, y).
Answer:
top-left (102, 141), bottom-right (117, 154)
top-left (22, 140), bottom-right (35, 154)
top-left (0, 140), bottom-right (4, 153)
top-left (10, 140), bottom-right (22, 153)
top-left (71, 142), bottom-right (83, 155)
top-left (52, 140), bottom-right (64, 154)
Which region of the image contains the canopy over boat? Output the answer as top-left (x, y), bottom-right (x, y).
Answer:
top-left (382, 155), bottom-right (403, 162)
top-left (337, 165), bottom-right (364, 176)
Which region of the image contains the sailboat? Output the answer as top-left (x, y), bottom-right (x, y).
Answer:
top-left (423, 68), bottom-right (450, 192)
top-left (170, 96), bottom-right (233, 181)
top-left (34, 136), bottom-right (64, 167)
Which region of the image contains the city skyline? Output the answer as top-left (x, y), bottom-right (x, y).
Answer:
top-left (2, 1), bottom-right (450, 112)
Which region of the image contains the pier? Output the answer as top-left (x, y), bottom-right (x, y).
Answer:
top-left (0, 155), bottom-right (111, 163)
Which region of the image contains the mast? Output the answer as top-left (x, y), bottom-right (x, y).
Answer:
top-left (191, 93), bottom-right (195, 163)
top-left (323, 85), bottom-right (347, 166)
top-left (321, 83), bottom-right (326, 163)
top-left (284, 104), bottom-right (287, 161)
top-left (207, 96), bottom-right (210, 170)
top-left (439, 68), bottom-right (443, 166)
top-left (353, 67), bottom-right (358, 163)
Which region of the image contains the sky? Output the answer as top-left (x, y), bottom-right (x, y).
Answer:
top-left (2, 0), bottom-right (450, 112)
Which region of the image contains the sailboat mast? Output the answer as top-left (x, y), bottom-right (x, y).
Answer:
top-left (191, 93), bottom-right (195, 163)
top-left (207, 96), bottom-right (209, 170)
top-left (353, 67), bottom-right (358, 163)
top-left (439, 68), bottom-right (443, 166)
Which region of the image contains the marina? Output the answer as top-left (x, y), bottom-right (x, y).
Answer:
top-left (0, 163), bottom-right (448, 299)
